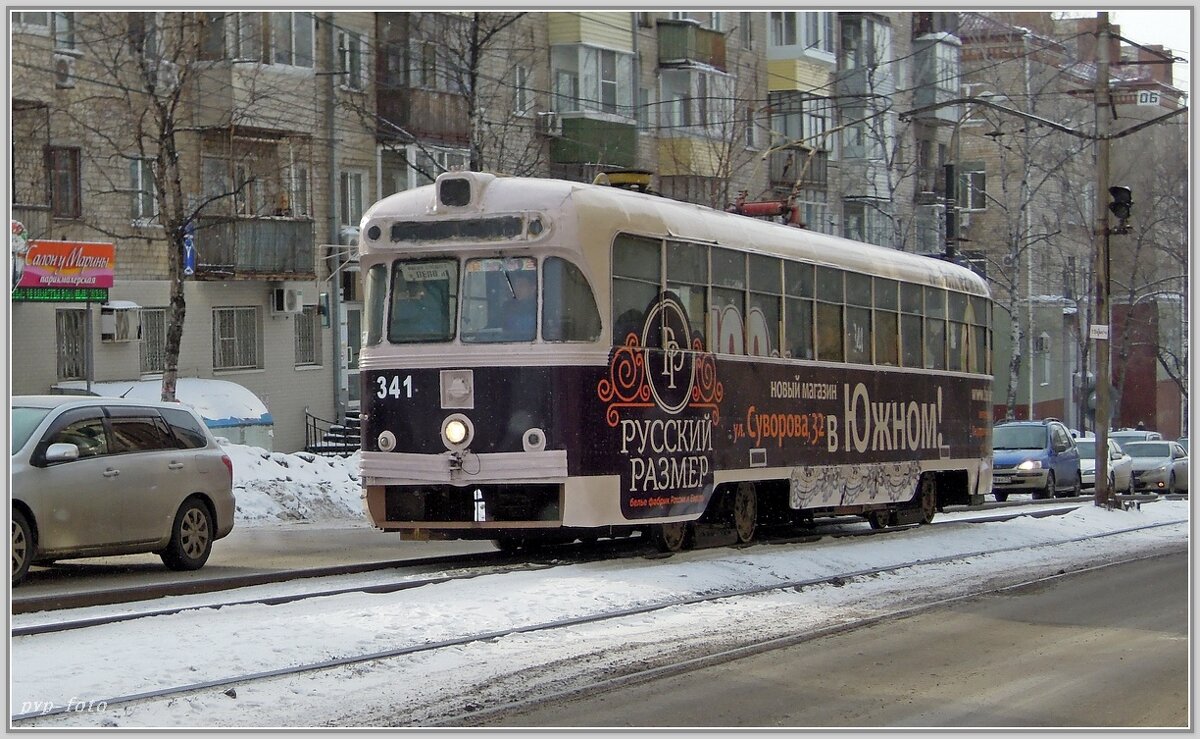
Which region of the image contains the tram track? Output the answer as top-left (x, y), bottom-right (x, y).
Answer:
top-left (11, 508), bottom-right (1185, 724)
top-left (11, 498), bottom-right (1101, 634)
top-left (12, 496), bottom-right (1151, 636)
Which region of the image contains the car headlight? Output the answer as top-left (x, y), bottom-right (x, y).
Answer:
top-left (1017, 460), bottom-right (1043, 470)
top-left (1151, 464), bottom-right (1169, 475)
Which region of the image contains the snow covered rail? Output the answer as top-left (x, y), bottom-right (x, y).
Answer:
top-left (11, 511), bottom-right (1186, 725)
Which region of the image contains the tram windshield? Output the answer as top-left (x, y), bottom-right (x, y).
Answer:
top-left (367, 255), bottom-right (602, 346)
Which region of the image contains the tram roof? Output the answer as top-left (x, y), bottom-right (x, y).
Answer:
top-left (362, 173), bottom-right (990, 297)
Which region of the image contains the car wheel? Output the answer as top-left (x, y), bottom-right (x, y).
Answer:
top-left (1034, 472), bottom-right (1055, 500)
top-left (993, 492), bottom-right (1009, 503)
top-left (12, 508), bottom-right (33, 586)
top-left (160, 497), bottom-right (214, 571)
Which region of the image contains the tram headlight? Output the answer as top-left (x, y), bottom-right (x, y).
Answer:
top-left (441, 414), bottom-right (474, 451)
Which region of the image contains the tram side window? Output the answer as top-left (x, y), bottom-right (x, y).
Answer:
top-left (613, 234), bottom-right (662, 344)
top-left (461, 257), bottom-right (538, 343)
top-left (874, 277), bottom-right (898, 366)
top-left (388, 259), bottom-right (459, 343)
top-left (784, 261), bottom-right (814, 360)
top-left (899, 282), bottom-right (923, 367)
top-left (924, 286), bottom-right (947, 370)
top-left (364, 264), bottom-right (387, 346)
top-left (748, 254), bottom-right (781, 357)
top-left (666, 241), bottom-right (709, 347)
top-left (844, 272), bottom-right (872, 364)
top-left (948, 291), bottom-right (969, 371)
top-left (711, 247), bottom-right (746, 355)
top-left (542, 257), bottom-right (601, 342)
top-left (815, 266), bottom-right (844, 362)
top-left (971, 295), bottom-right (990, 373)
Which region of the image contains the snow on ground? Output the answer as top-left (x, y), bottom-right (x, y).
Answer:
top-left (221, 442), bottom-right (364, 524)
top-left (11, 495), bottom-right (1190, 729)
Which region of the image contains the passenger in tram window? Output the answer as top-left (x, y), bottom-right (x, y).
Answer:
top-left (500, 270), bottom-right (538, 340)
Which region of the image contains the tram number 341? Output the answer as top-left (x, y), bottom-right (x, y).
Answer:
top-left (376, 375), bottom-right (414, 399)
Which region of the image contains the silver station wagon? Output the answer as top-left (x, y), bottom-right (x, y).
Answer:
top-left (11, 395), bottom-right (236, 585)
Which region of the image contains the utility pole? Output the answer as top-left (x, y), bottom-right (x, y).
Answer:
top-left (1091, 13), bottom-right (1113, 507)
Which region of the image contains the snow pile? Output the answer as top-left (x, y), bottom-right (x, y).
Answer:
top-left (221, 443), bottom-right (364, 523)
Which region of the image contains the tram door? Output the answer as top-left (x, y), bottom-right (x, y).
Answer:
top-left (340, 303), bottom-right (362, 412)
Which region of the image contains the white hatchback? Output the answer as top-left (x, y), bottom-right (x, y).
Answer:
top-left (11, 395), bottom-right (236, 585)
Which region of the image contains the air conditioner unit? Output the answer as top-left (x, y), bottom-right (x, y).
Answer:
top-left (271, 287), bottom-right (304, 314)
top-left (535, 111), bottom-right (561, 137)
top-left (53, 53), bottom-right (76, 89)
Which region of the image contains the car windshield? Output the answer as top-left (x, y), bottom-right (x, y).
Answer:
top-left (992, 425), bottom-right (1046, 450)
top-left (1075, 440), bottom-right (1096, 458)
top-left (11, 406), bottom-right (52, 455)
top-left (1123, 442), bottom-right (1170, 459)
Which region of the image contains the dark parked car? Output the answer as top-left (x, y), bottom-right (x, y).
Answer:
top-left (991, 419), bottom-right (1082, 501)
top-left (11, 395), bottom-right (236, 585)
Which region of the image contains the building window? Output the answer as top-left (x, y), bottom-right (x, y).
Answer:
top-left (14, 12), bottom-right (50, 29)
top-left (272, 12), bottom-right (314, 67)
top-left (338, 30), bottom-right (365, 90)
top-left (213, 307), bottom-right (260, 370)
top-left (53, 12), bottom-right (75, 51)
top-left (140, 307), bottom-right (166, 374)
top-left (287, 163), bottom-right (310, 217)
top-left (234, 12), bottom-right (264, 62)
top-left (46, 146), bottom-right (81, 219)
top-left (739, 12), bottom-right (753, 47)
top-left (199, 12), bottom-right (225, 60)
top-left (550, 45), bottom-right (634, 117)
top-left (959, 166), bottom-right (987, 210)
top-left (770, 12), bottom-right (797, 47)
top-left (56, 308), bottom-right (87, 380)
top-left (659, 68), bottom-right (733, 137)
top-left (339, 171), bottom-right (365, 228)
top-left (294, 306), bottom-right (321, 366)
top-left (514, 65), bottom-right (532, 114)
top-left (128, 13), bottom-right (159, 59)
top-left (130, 158), bottom-right (156, 223)
top-left (803, 12), bottom-right (835, 54)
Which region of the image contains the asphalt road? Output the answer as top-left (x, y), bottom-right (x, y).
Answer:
top-left (484, 549), bottom-right (1190, 729)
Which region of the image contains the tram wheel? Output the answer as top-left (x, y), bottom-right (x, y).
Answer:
top-left (732, 483), bottom-right (758, 544)
top-left (916, 476), bottom-right (937, 524)
top-left (866, 510), bottom-right (887, 530)
top-left (651, 522), bottom-right (691, 553)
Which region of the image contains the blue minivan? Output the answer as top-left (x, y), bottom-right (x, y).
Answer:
top-left (991, 419), bottom-right (1082, 501)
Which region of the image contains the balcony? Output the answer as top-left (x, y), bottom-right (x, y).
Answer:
top-left (769, 147), bottom-right (828, 188)
top-left (188, 64), bottom-right (319, 133)
top-left (193, 216), bottom-right (316, 279)
top-left (550, 115), bottom-right (637, 168)
top-left (377, 87), bottom-right (470, 146)
top-left (657, 20), bottom-right (726, 71)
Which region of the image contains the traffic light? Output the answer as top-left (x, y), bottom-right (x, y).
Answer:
top-left (1108, 186), bottom-right (1133, 231)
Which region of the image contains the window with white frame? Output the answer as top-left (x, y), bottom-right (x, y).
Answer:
top-left (770, 12), bottom-right (797, 47)
top-left (235, 13), bottom-right (264, 62)
top-left (841, 15), bottom-right (892, 72)
top-left (339, 171), bottom-right (365, 229)
top-left (53, 12), bottom-right (75, 51)
top-left (803, 13), bottom-right (835, 54)
top-left (380, 145), bottom-right (470, 194)
top-left (213, 306), bottom-right (260, 370)
top-left (843, 200), bottom-right (890, 246)
top-left (130, 158), bottom-right (156, 223)
top-left (128, 13), bottom-right (159, 59)
top-left (286, 162), bottom-right (310, 216)
top-left (1039, 331), bottom-right (1052, 386)
top-left (514, 65), bottom-right (532, 114)
top-left (271, 13), bottom-right (314, 67)
top-left (294, 306), bottom-right (321, 366)
top-left (958, 163), bottom-right (987, 210)
top-left (14, 12), bottom-right (50, 29)
top-left (739, 12), bottom-right (753, 47)
top-left (56, 308), bottom-right (87, 380)
top-left (659, 68), bottom-right (733, 137)
top-left (140, 307), bottom-right (166, 374)
top-left (550, 45), bottom-right (634, 117)
top-left (338, 31), bottom-right (365, 90)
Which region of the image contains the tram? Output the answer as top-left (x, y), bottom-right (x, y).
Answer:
top-left (357, 171), bottom-right (992, 551)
